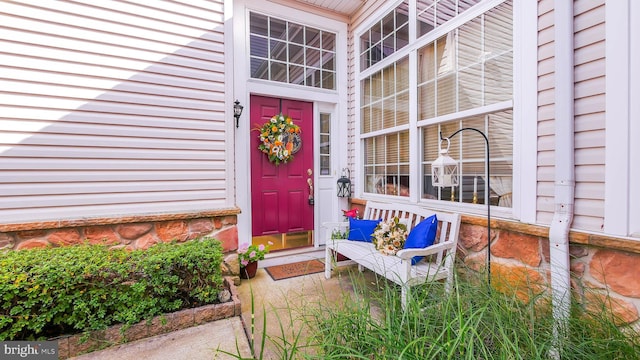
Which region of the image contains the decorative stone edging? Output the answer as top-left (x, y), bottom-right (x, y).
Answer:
top-left (55, 277), bottom-right (242, 359)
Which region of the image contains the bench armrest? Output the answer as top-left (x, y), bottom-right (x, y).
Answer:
top-left (323, 221), bottom-right (350, 241)
top-left (395, 242), bottom-right (455, 260)
top-left (322, 221), bottom-right (349, 229)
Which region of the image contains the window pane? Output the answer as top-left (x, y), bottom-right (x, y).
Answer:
top-left (322, 51), bottom-right (335, 70)
top-left (383, 35), bottom-right (395, 58)
top-left (270, 18), bottom-right (286, 39)
top-left (320, 136), bottom-right (329, 154)
top-left (484, 52), bottom-right (513, 105)
top-left (322, 71), bottom-right (335, 89)
top-left (397, 57), bottom-right (409, 91)
top-left (418, 42), bottom-right (435, 82)
top-left (307, 28), bottom-right (321, 47)
top-left (361, 105), bottom-right (371, 133)
top-left (289, 44), bottom-right (304, 64)
top-left (250, 35), bottom-right (268, 57)
top-left (436, 35), bottom-right (455, 76)
top-left (371, 102), bottom-right (383, 131)
top-left (383, 98), bottom-right (395, 128)
top-left (485, 1), bottom-right (513, 55)
top-left (383, 66), bottom-right (395, 97)
top-left (250, 13), bottom-right (268, 36)
top-left (382, 12), bottom-right (395, 38)
top-left (458, 18), bottom-right (482, 69)
top-left (289, 23), bottom-right (304, 44)
top-left (437, 74), bottom-right (456, 116)
top-left (306, 48), bottom-right (321, 68)
top-left (251, 57), bottom-right (269, 79)
top-left (436, 0), bottom-right (457, 25)
top-left (418, 82), bottom-right (435, 120)
top-left (322, 32), bottom-right (336, 51)
top-left (458, 65), bottom-right (482, 111)
top-left (362, 77), bottom-right (371, 104)
top-left (320, 157), bottom-right (330, 175)
top-left (319, 112), bottom-right (331, 176)
top-left (397, 91), bottom-right (409, 125)
top-left (417, 3), bottom-right (435, 37)
top-left (289, 64), bottom-right (304, 85)
top-left (271, 61), bottom-right (287, 82)
top-left (320, 113), bottom-right (330, 133)
top-left (270, 40), bottom-right (287, 61)
top-left (397, 24), bottom-right (409, 51)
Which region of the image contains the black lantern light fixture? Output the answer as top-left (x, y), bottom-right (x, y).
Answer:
top-left (336, 168), bottom-right (352, 198)
top-left (432, 128), bottom-right (491, 287)
top-left (233, 99), bottom-right (244, 128)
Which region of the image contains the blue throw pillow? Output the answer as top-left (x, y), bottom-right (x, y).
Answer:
top-left (404, 214), bottom-right (438, 265)
top-left (347, 218), bottom-right (382, 242)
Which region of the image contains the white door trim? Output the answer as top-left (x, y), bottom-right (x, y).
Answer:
top-left (232, 0), bottom-right (349, 247)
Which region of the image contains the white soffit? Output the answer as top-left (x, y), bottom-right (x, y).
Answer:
top-left (292, 0), bottom-right (366, 16)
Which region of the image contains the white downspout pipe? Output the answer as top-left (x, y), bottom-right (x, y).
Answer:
top-left (549, 1), bottom-right (575, 357)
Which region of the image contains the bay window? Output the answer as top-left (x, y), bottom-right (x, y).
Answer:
top-left (359, 0), bottom-right (513, 209)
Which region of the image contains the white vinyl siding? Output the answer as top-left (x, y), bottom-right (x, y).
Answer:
top-left (536, 0), bottom-right (606, 232)
top-left (0, 0), bottom-right (228, 223)
top-left (571, 0), bottom-right (606, 232)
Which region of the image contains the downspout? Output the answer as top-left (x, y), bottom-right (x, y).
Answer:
top-left (549, 1), bottom-right (575, 356)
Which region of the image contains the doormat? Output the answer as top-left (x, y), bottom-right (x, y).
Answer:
top-left (265, 259), bottom-right (325, 281)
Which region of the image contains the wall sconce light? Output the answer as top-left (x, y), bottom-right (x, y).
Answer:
top-left (336, 168), bottom-right (352, 198)
top-left (233, 99), bottom-right (244, 128)
top-left (432, 128), bottom-right (491, 287)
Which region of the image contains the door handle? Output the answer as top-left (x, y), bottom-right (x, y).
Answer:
top-left (307, 178), bottom-right (314, 205)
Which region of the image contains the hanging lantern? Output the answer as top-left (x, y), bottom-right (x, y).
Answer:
top-left (337, 168), bottom-right (352, 198)
top-left (431, 138), bottom-right (459, 188)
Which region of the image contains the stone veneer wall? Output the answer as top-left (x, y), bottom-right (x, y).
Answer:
top-left (0, 209), bottom-right (241, 280)
top-left (350, 200), bottom-right (640, 329)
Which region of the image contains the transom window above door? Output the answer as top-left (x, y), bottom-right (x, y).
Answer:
top-left (249, 12), bottom-right (337, 90)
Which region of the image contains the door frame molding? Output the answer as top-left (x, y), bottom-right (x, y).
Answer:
top-left (232, 0), bottom-right (349, 247)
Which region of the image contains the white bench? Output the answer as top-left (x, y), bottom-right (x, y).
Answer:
top-left (324, 201), bottom-right (461, 309)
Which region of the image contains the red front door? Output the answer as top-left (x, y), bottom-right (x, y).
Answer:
top-left (250, 95), bottom-right (314, 250)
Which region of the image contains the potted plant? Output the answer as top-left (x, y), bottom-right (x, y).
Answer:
top-left (238, 242), bottom-right (271, 279)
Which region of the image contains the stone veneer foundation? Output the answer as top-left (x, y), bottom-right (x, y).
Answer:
top-left (350, 199), bottom-right (640, 329)
top-left (0, 209), bottom-right (242, 280)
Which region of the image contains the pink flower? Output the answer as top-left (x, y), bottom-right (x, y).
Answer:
top-left (258, 244), bottom-right (265, 251)
top-left (249, 251), bottom-right (256, 259)
top-left (241, 259), bottom-right (249, 266)
top-left (238, 243), bottom-right (249, 254)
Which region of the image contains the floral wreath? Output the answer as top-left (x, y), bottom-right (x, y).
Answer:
top-left (257, 113), bottom-right (301, 165)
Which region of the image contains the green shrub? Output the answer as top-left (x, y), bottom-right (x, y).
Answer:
top-left (0, 237), bottom-right (224, 340)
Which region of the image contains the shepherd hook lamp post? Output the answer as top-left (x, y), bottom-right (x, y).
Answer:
top-left (432, 128), bottom-right (491, 287)
top-left (233, 99), bottom-right (244, 128)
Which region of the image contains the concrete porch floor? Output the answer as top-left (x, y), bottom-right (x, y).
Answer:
top-left (69, 258), bottom-right (369, 360)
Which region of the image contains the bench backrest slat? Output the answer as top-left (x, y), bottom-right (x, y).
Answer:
top-left (360, 201), bottom-right (461, 261)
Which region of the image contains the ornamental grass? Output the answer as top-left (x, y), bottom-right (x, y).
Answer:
top-left (224, 267), bottom-right (640, 360)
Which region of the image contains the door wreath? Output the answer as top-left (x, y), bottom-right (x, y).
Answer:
top-left (257, 113), bottom-right (301, 165)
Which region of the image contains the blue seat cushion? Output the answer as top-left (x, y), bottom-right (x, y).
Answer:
top-left (404, 214), bottom-right (438, 265)
top-left (347, 218), bottom-right (382, 242)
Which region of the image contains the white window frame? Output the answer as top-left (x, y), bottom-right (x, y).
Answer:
top-left (354, 0), bottom-right (535, 221)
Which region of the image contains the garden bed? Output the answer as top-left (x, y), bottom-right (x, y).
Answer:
top-left (55, 277), bottom-right (241, 359)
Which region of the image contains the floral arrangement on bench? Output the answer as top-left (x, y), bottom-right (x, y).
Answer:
top-left (372, 217), bottom-right (408, 256)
